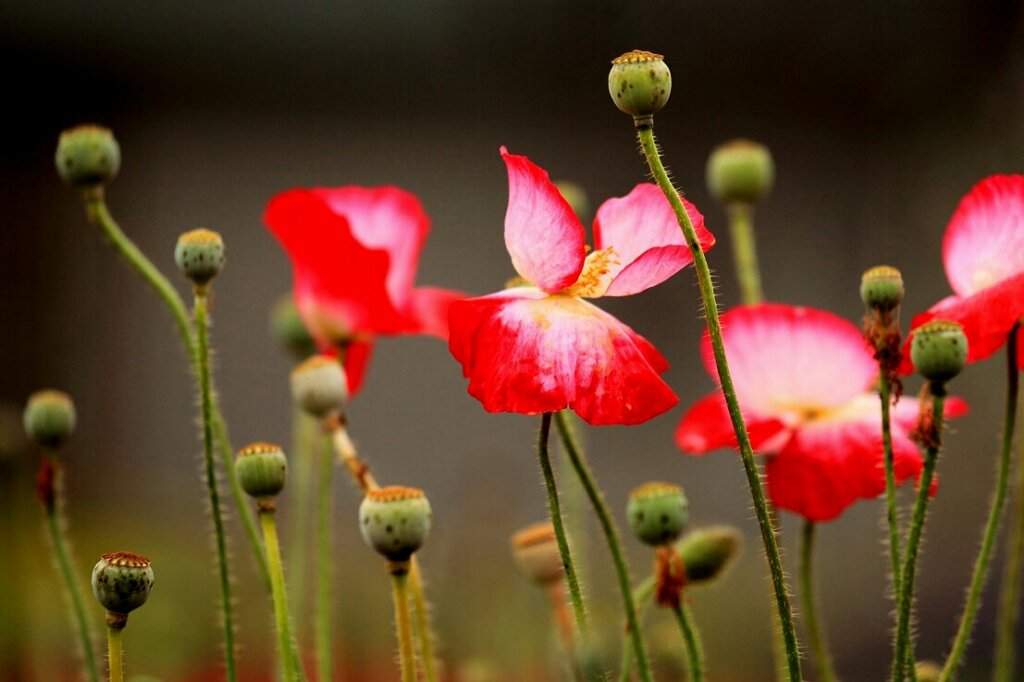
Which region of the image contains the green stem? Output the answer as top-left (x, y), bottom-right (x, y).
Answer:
top-left (880, 371), bottom-right (902, 599)
top-left (939, 326), bottom-right (1019, 682)
top-left (315, 434), bottom-right (333, 682)
top-left (671, 603), bottom-right (705, 682)
top-left (391, 570), bottom-right (417, 682)
top-left (800, 521), bottom-right (840, 682)
top-left (619, 578), bottom-right (656, 682)
top-left (195, 293), bottom-right (238, 682)
top-left (637, 124), bottom-right (801, 682)
top-left (994, 430), bottom-right (1024, 682)
top-left (554, 410), bottom-right (652, 682)
top-left (106, 625), bottom-right (123, 682)
top-left (891, 392), bottom-right (947, 682)
top-left (409, 561), bottom-right (440, 682)
top-left (261, 509), bottom-right (303, 682)
top-left (726, 203), bottom-right (763, 305)
top-left (287, 408), bottom-right (316, 637)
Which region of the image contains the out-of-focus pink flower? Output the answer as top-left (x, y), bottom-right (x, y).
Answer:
top-left (265, 186), bottom-right (463, 393)
top-left (676, 303), bottom-right (967, 521)
top-left (448, 147), bottom-right (714, 426)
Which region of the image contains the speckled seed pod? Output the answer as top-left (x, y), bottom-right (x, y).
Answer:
top-left (860, 265), bottom-right (905, 313)
top-left (706, 139), bottom-right (775, 205)
top-left (91, 552), bottom-right (154, 623)
top-left (55, 125), bottom-right (121, 188)
top-left (174, 228), bottom-right (225, 286)
top-left (627, 482), bottom-right (689, 547)
top-left (271, 295), bottom-right (317, 360)
top-left (911, 320), bottom-right (968, 385)
top-left (23, 389), bottom-right (76, 447)
top-left (510, 522), bottom-right (564, 586)
top-left (608, 50), bottom-right (671, 120)
top-left (359, 486), bottom-right (432, 563)
top-left (290, 355), bottom-right (349, 418)
top-left (235, 443), bottom-right (288, 501)
top-left (678, 525), bottom-right (742, 584)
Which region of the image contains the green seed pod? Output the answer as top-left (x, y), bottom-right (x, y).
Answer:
top-left (510, 522), bottom-right (563, 586)
top-left (860, 265), bottom-right (905, 313)
top-left (271, 294), bottom-right (316, 360)
top-left (55, 125), bottom-right (121, 188)
top-left (911, 320), bottom-right (968, 385)
top-left (914, 661), bottom-right (942, 682)
top-left (678, 525), bottom-right (742, 584)
top-left (236, 442), bottom-right (288, 501)
top-left (706, 139), bottom-right (775, 205)
top-left (23, 390), bottom-right (76, 448)
top-left (627, 482), bottom-right (689, 547)
top-left (91, 552), bottom-right (154, 623)
top-left (290, 355), bottom-right (348, 418)
top-left (359, 486), bottom-right (432, 563)
top-left (608, 50), bottom-right (672, 122)
top-left (174, 228), bottom-right (225, 287)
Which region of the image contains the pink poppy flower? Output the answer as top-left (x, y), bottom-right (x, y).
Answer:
top-left (675, 303), bottom-right (967, 521)
top-left (265, 186), bottom-right (463, 393)
top-left (447, 147), bottom-right (714, 426)
top-left (907, 175), bottom-right (1024, 368)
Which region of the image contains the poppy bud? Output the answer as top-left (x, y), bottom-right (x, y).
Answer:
top-left (55, 125), bottom-right (121, 189)
top-left (914, 661), bottom-right (941, 682)
top-left (236, 443), bottom-right (288, 502)
top-left (174, 229), bottom-right (225, 287)
top-left (510, 522), bottom-right (563, 586)
top-left (678, 525), bottom-right (742, 584)
top-left (91, 552), bottom-right (154, 627)
top-left (271, 295), bottom-right (316, 360)
top-left (860, 265), bottom-right (905, 313)
top-left (706, 139), bottom-right (775, 205)
top-left (290, 355), bottom-right (348, 418)
top-left (608, 50), bottom-right (671, 125)
top-left (359, 486), bottom-right (432, 564)
top-left (627, 482), bottom-right (689, 547)
top-left (911, 320), bottom-right (968, 385)
top-left (23, 390), bottom-right (76, 448)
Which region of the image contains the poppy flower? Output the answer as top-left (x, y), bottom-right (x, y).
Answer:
top-left (907, 175), bottom-right (1024, 368)
top-left (265, 186), bottom-right (463, 393)
top-left (447, 147), bottom-right (715, 426)
top-left (675, 303), bottom-right (967, 521)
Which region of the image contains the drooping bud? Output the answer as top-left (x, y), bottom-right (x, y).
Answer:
top-left (706, 139), bottom-right (775, 205)
top-left (290, 355), bottom-right (348, 418)
top-left (236, 443), bottom-right (288, 504)
top-left (608, 50), bottom-right (671, 125)
top-left (174, 229), bottom-right (225, 287)
top-left (270, 295), bottom-right (316, 360)
top-left (627, 482), bottom-right (689, 547)
top-left (55, 125), bottom-right (121, 189)
top-left (678, 525), bottom-right (742, 584)
top-left (911, 320), bottom-right (968, 385)
top-left (359, 486), bottom-right (432, 566)
top-left (91, 552), bottom-right (154, 628)
top-left (510, 522), bottom-right (563, 586)
top-left (860, 265), bottom-right (905, 313)
top-left (23, 390), bottom-right (76, 448)
top-left (914, 661), bottom-right (942, 682)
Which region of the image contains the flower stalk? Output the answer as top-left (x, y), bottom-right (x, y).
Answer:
top-left (800, 521), bottom-right (839, 682)
top-left (671, 603), bottom-right (705, 682)
top-left (315, 433), bottom-right (334, 682)
top-left (995, 430), bottom-right (1024, 682)
top-left (260, 506), bottom-right (303, 682)
top-left (391, 568), bottom-right (417, 682)
top-left (105, 625), bottom-right (123, 682)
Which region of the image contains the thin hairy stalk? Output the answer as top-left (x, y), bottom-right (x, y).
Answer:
top-left (105, 626), bottom-right (123, 682)
top-left (800, 521), bottom-right (840, 682)
top-left (939, 326), bottom-right (1019, 682)
top-left (637, 125), bottom-right (801, 681)
top-left (409, 560), bottom-right (441, 682)
top-left (287, 408), bottom-right (316, 634)
top-left (316, 434), bottom-right (334, 682)
top-left (671, 603), bottom-right (705, 682)
top-left (726, 203), bottom-right (763, 305)
top-left (619, 577), bottom-right (656, 682)
top-left (546, 583), bottom-right (583, 682)
top-left (261, 509), bottom-right (304, 682)
top-left (879, 372), bottom-right (902, 597)
top-left (195, 294), bottom-right (238, 682)
top-left (891, 393), bottom-right (947, 682)
top-left (995, 430), bottom-right (1024, 682)
top-left (554, 410), bottom-right (652, 682)
top-left (391, 571), bottom-right (417, 682)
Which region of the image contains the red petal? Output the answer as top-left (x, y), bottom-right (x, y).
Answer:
top-left (342, 341), bottom-right (373, 396)
top-left (403, 287), bottom-right (465, 339)
top-left (674, 392), bottom-right (787, 454)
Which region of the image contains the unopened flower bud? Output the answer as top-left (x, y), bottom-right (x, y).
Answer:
top-left (608, 50), bottom-right (671, 124)
top-left (236, 443), bottom-right (288, 502)
top-left (290, 355), bottom-right (348, 418)
top-left (678, 525), bottom-right (742, 584)
top-left (271, 295), bottom-right (316, 360)
top-left (510, 522), bottom-right (563, 586)
top-left (174, 229), bottom-right (225, 287)
top-left (91, 552), bottom-right (154, 627)
top-left (706, 139), bottom-right (775, 205)
top-left (359, 486), bottom-right (432, 564)
top-left (860, 265), bottom-right (905, 313)
top-left (23, 390), bottom-right (76, 447)
top-left (55, 125), bottom-right (121, 188)
top-left (627, 482), bottom-right (689, 547)
top-left (914, 661), bottom-right (942, 682)
top-left (911, 320), bottom-right (968, 385)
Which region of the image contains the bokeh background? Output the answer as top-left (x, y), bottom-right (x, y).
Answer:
top-left (3, 1), bottom-right (1024, 680)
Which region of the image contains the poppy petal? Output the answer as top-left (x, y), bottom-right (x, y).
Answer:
top-left (674, 392), bottom-right (788, 454)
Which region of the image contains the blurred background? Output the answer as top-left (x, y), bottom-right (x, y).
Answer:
top-left (3, 1), bottom-right (1024, 680)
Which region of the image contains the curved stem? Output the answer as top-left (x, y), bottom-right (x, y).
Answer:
top-left (554, 410), bottom-right (652, 682)
top-left (891, 392), bottom-right (946, 682)
top-left (195, 294), bottom-right (238, 682)
top-left (800, 521), bottom-right (840, 682)
top-left (671, 603), bottom-right (705, 682)
top-left (105, 625), bottom-right (123, 682)
top-left (409, 560), bottom-right (440, 682)
top-left (726, 202), bottom-right (763, 305)
top-left (637, 125), bottom-right (801, 682)
top-left (391, 571), bottom-right (417, 682)
top-left (315, 434), bottom-right (334, 682)
top-left (994, 431), bottom-right (1024, 682)
top-left (880, 372), bottom-right (902, 598)
top-left (619, 577), bottom-right (656, 682)
top-left (261, 509), bottom-right (303, 682)
top-left (939, 326), bottom-right (1019, 681)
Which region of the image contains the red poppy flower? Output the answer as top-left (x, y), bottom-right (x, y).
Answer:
top-left (907, 175), bottom-right (1024, 368)
top-left (265, 186), bottom-right (463, 393)
top-left (675, 304), bottom-right (967, 521)
top-left (448, 147), bottom-right (714, 426)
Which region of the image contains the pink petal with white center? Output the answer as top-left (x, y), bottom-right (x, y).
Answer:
top-left (943, 175), bottom-right (1024, 298)
top-left (448, 288), bottom-right (677, 425)
top-left (500, 148), bottom-right (587, 293)
top-left (403, 286), bottom-right (465, 339)
top-left (674, 392), bottom-right (788, 454)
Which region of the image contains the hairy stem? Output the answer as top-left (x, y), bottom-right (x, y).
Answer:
top-left (391, 570), bottom-right (417, 682)
top-left (880, 372), bottom-right (902, 598)
top-left (409, 560), bottom-right (440, 682)
top-left (287, 408), bottom-right (316, 638)
top-left (671, 603), bottom-right (705, 682)
top-left (726, 202), bottom-right (763, 305)
top-left (316, 434), bottom-right (334, 682)
top-left (105, 626), bottom-right (123, 682)
top-left (261, 509), bottom-right (303, 682)
top-left (994, 430), bottom-right (1024, 682)
top-left (800, 521), bottom-right (840, 682)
